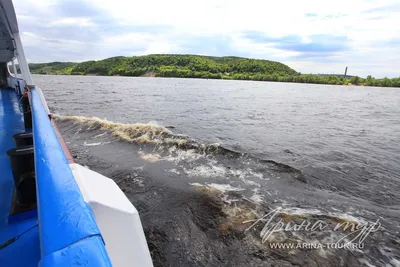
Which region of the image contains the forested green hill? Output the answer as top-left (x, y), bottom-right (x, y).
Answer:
top-left (28, 55), bottom-right (298, 78)
top-left (28, 62), bottom-right (77, 75)
top-left (26, 54), bottom-right (400, 87)
top-left (69, 55), bottom-right (299, 79)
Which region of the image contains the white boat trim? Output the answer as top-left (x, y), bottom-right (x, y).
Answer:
top-left (70, 163), bottom-right (154, 267)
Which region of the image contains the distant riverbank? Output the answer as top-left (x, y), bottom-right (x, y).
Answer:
top-left (27, 54), bottom-right (400, 88)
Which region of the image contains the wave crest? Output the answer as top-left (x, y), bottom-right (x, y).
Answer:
top-left (54, 114), bottom-right (305, 182)
top-left (53, 114), bottom-right (189, 147)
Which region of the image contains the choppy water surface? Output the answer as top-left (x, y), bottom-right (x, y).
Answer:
top-left (34, 75), bottom-right (400, 267)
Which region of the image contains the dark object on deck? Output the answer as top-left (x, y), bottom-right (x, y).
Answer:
top-left (17, 172), bottom-right (37, 205)
top-left (22, 95), bottom-right (32, 129)
top-left (344, 67), bottom-right (348, 79)
top-left (12, 132), bottom-right (33, 148)
top-left (6, 146), bottom-right (34, 186)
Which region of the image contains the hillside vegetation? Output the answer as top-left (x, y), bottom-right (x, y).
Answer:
top-left (27, 54), bottom-right (400, 87)
top-left (64, 55), bottom-right (298, 79)
top-left (28, 62), bottom-right (77, 75)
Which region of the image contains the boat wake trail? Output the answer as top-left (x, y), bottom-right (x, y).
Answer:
top-left (54, 115), bottom-right (400, 267)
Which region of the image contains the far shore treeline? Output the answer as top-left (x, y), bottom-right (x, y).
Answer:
top-left (25, 54), bottom-right (400, 87)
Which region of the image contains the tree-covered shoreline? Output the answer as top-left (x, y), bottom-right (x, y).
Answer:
top-left (27, 54), bottom-right (400, 87)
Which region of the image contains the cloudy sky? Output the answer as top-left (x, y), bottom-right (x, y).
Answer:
top-left (14, 0), bottom-right (400, 78)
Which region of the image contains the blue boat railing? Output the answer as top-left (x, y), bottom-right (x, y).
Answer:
top-left (29, 88), bottom-right (112, 266)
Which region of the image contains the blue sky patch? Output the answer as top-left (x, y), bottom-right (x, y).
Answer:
top-left (242, 32), bottom-right (349, 53)
top-left (305, 13), bottom-right (317, 17)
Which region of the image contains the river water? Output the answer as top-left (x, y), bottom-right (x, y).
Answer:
top-left (34, 74), bottom-right (400, 267)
